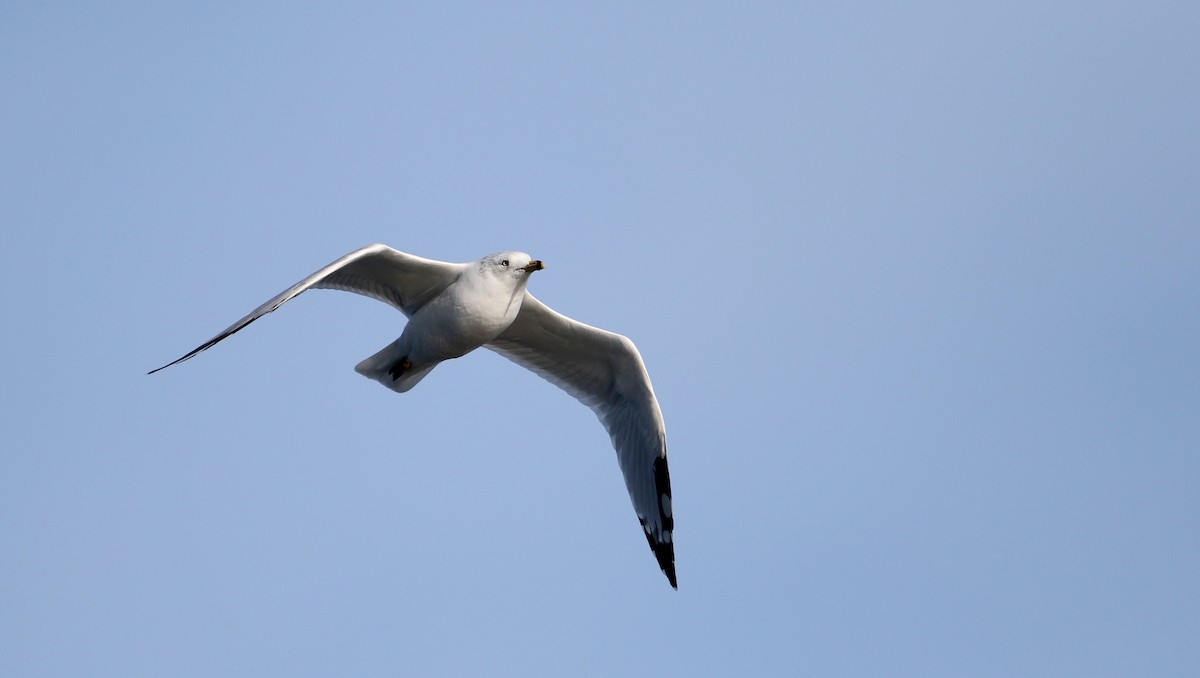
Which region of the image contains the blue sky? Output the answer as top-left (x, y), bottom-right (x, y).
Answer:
top-left (3, 2), bottom-right (1198, 675)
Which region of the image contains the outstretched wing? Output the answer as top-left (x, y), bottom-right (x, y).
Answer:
top-left (149, 244), bottom-right (462, 374)
top-left (487, 292), bottom-right (676, 588)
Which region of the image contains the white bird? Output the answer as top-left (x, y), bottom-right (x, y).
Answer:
top-left (150, 244), bottom-right (676, 588)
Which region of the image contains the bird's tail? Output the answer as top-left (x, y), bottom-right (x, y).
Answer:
top-left (354, 339), bottom-right (437, 393)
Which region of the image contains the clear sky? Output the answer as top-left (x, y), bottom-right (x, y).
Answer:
top-left (3, 2), bottom-right (1198, 676)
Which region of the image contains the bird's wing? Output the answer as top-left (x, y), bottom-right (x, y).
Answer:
top-left (487, 292), bottom-right (676, 588)
top-left (149, 244), bottom-right (462, 374)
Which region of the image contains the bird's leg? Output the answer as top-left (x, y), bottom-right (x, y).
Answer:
top-left (388, 357), bottom-right (413, 381)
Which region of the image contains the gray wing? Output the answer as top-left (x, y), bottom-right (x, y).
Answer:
top-left (487, 292), bottom-right (676, 588)
top-left (149, 244), bottom-right (461, 374)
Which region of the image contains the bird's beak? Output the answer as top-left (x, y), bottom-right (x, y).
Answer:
top-left (521, 260), bottom-right (544, 273)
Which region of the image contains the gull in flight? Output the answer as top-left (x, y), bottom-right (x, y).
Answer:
top-left (150, 244), bottom-right (676, 588)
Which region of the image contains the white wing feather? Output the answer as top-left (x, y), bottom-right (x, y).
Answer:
top-left (149, 244), bottom-right (461, 373)
top-left (487, 292), bottom-right (677, 587)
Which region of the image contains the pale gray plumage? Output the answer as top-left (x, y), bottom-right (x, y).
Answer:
top-left (150, 244), bottom-right (676, 588)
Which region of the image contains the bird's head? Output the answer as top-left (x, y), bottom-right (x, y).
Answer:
top-left (483, 251), bottom-right (544, 280)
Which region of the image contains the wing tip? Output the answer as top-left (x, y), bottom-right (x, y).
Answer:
top-left (643, 526), bottom-right (678, 589)
top-left (664, 557), bottom-right (679, 590)
top-left (653, 454), bottom-right (676, 589)
top-left (147, 354), bottom-right (189, 375)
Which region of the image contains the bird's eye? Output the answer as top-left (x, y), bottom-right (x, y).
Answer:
top-left (501, 259), bottom-right (509, 267)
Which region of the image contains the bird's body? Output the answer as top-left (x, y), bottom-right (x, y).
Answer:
top-left (352, 252), bottom-right (541, 393)
top-left (151, 245), bottom-right (677, 588)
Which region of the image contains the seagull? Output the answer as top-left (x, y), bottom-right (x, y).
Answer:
top-left (150, 244), bottom-right (676, 588)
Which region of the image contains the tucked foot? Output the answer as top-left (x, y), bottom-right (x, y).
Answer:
top-left (389, 357), bottom-right (413, 381)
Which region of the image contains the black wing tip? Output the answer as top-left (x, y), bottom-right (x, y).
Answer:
top-left (146, 351), bottom-right (197, 375)
top-left (654, 454), bottom-right (677, 589)
top-left (148, 331), bottom-right (235, 376)
top-left (642, 526), bottom-right (678, 589)
top-left (664, 557), bottom-right (679, 590)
